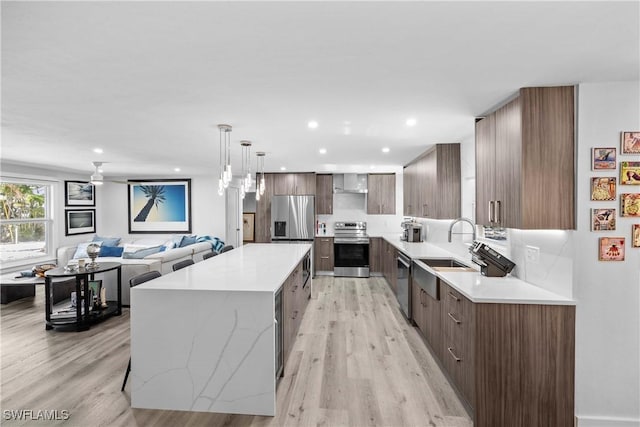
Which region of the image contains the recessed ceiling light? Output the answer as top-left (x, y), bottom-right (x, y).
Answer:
top-left (370, 165), bottom-right (376, 169)
top-left (307, 120), bottom-right (318, 129)
top-left (174, 168), bottom-right (181, 172)
top-left (319, 148), bottom-right (327, 154)
top-left (93, 148), bottom-right (103, 154)
top-left (280, 166), bottom-right (287, 171)
top-left (406, 118), bottom-right (417, 127)
top-left (382, 147), bottom-right (390, 153)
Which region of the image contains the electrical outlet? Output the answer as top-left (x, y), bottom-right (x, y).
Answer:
top-left (526, 246), bottom-right (540, 264)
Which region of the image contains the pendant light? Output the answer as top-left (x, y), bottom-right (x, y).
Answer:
top-left (217, 124), bottom-right (232, 196)
top-left (255, 152), bottom-right (266, 201)
top-left (240, 141), bottom-right (252, 200)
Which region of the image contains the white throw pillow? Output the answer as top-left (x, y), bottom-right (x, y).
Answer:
top-left (122, 243), bottom-right (151, 255)
top-left (72, 241), bottom-right (103, 259)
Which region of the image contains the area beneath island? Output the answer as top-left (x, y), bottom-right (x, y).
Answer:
top-left (130, 243), bottom-right (312, 416)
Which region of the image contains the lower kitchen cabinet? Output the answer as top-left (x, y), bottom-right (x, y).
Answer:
top-left (430, 281), bottom-right (575, 427)
top-left (283, 260), bottom-right (309, 372)
top-left (369, 237), bottom-right (381, 273)
top-left (381, 239), bottom-right (397, 292)
top-left (314, 237), bottom-right (334, 273)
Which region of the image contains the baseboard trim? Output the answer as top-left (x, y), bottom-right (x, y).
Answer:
top-left (577, 415), bottom-right (640, 427)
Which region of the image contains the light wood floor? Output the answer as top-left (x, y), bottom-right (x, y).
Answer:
top-left (1, 276), bottom-right (472, 427)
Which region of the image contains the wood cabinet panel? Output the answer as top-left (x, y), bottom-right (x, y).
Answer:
top-left (316, 174), bottom-right (333, 215)
top-left (369, 237), bottom-right (381, 273)
top-left (255, 173), bottom-right (274, 243)
top-left (367, 173), bottom-right (396, 215)
top-left (294, 173), bottom-right (316, 195)
top-left (411, 280), bottom-right (423, 330)
top-left (273, 173), bottom-right (296, 195)
top-left (283, 259), bottom-right (310, 373)
top-left (475, 85), bottom-right (575, 229)
top-left (314, 237), bottom-right (334, 272)
top-left (423, 292), bottom-right (442, 362)
top-left (404, 144), bottom-right (460, 219)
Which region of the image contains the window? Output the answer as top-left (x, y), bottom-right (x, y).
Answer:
top-left (0, 179), bottom-right (54, 267)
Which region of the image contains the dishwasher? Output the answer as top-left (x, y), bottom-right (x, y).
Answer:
top-left (396, 252), bottom-right (411, 319)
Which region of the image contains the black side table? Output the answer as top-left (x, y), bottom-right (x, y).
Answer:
top-left (44, 262), bottom-right (122, 331)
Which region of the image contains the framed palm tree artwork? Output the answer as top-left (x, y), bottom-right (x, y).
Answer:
top-left (127, 179), bottom-right (192, 233)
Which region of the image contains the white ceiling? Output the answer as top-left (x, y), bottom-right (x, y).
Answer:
top-left (2, 1), bottom-right (639, 179)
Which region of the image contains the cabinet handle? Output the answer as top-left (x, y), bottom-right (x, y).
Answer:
top-left (292, 310), bottom-right (298, 320)
top-left (321, 239), bottom-right (330, 242)
top-left (329, 205), bottom-right (332, 214)
top-left (447, 312), bottom-right (461, 324)
top-left (447, 291), bottom-right (460, 302)
top-left (489, 201), bottom-right (495, 223)
top-left (496, 200), bottom-right (502, 224)
top-left (321, 256), bottom-right (329, 259)
top-left (422, 204), bottom-right (427, 216)
top-left (292, 285), bottom-right (298, 292)
top-left (447, 347), bottom-right (462, 362)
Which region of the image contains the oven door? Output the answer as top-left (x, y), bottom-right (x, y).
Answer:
top-left (334, 241), bottom-right (370, 278)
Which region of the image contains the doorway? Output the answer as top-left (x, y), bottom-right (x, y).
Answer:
top-left (225, 186), bottom-right (240, 247)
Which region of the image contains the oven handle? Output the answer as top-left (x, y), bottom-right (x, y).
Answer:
top-left (397, 254), bottom-right (410, 269)
top-left (334, 239), bottom-right (370, 244)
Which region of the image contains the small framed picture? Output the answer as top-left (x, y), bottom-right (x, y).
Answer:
top-left (590, 177), bottom-right (616, 201)
top-left (591, 208), bottom-right (616, 231)
top-left (65, 181), bottom-right (95, 207)
top-left (632, 225), bottom-right (640, 248)
top-left (592, 147), bottom-right (616, 170)
top-left (599, 237), bottom-right (625, 261)
top-left (621, 131), bottom-right (640, 154)
top-left (88, 280), bottom-right (102, 308)
top-left (620, 161), bottom-right (640, 184)
top-left (65, 209), bottom-right (96, 236)
top-left (621, 193), bottom-right (640, 217)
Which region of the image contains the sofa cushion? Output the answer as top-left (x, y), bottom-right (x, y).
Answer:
top-left (92, 235), bottom-right (121, 247)
top-left (179, 235), bottom-right (197, 247)
top-left (99, 245), bottom-right (124, 257)
top-left (122, 245), bottom-right (163, 259)
top-left (73, 241), bottom-right (103, 259)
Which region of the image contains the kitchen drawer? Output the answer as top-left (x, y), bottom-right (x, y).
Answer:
top-left (314, 237), bottom-right (334, 272)
top-left (442, 282), bottom-right (472, 324)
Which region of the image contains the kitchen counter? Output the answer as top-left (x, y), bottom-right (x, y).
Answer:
top-left (381, 234), bottom-right (575, 305)
top-left (130, 243), bottom-right (311, 416)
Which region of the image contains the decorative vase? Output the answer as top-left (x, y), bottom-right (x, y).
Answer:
top-left (86, 243), bottom-right (101, 268)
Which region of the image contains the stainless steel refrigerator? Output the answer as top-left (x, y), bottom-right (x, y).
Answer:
top-left (271, 195), bottom-right (315, 242)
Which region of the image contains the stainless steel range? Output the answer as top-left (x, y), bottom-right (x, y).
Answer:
top-left (334, 221), bottom-right (370, 278)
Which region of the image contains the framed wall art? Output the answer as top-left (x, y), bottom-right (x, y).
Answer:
top-left (128, 179), bottom-right (191, 234)
top-left (592, 147), bottom-right (616, 170)
top-left (65, 209), bottom-right (96, 236)
top-left (243, 213), bottom-right (255, 242)
top-left (590, 177), bottom-right (616, 201)
top-left (598, 237), bottom-right (625, 261)
top-left (620, 161), bottom-right (640, 184)
top-left (621, 193), bottom-right (640, 217)
top-left (632, 225), bottom-right (640, 248)
top-left (591, 208), bottom-right (616, 231)
top-left (621, 131), bottom-right (640, 154)
top-left (65, 181), bottom-right (95, 207)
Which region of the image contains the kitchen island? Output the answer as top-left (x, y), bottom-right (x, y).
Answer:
top-left (130, 243), bottom-right (311, 416)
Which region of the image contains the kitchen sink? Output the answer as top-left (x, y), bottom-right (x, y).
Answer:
top-left (418, 258), bottom-right (471, 268)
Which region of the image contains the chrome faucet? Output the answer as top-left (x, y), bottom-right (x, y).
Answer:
top-left (448, 217), bottom-right (476, 242)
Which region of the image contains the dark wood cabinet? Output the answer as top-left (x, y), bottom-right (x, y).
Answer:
top-left (436, 280), bottom-right (575, 426)
top-left (403, 144), bottom-right (460, 219)
top-left (283, 258), bottom-right (310, 372)
top-left (475, 85), bottom-right (575, 229)
top-left (255, 173), bottom-right (274, 243)
top-left (381, 239), bottom-right (397, 293)
top-left (412, 277), bottom-right (443, 362)
top-left (367, 173), bottom-right (395, 215)
top-left (314, 237), bottom-right (334, 272)
top-left (369, 237), bottom-right (381, 273)
top-left (315, 174), bottom-right (333, 215)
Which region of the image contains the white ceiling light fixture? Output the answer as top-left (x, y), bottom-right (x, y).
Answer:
top-left (90, 161), bottom-right (104, 185)
top-left (406, 117), bottom-right (417, 127)
top-left (217, 124), bottom-right (232, 196)
top-left (240, 140), bottom-right (252, 200)
top-left (174, 167), bottom-right (181, 172)
top-left (255, 152), bottom-right (266, 201)
top-left (319, 148), bottom-right (327, 154)
top-left (382, 147), bottom-right (390, 153)
top-left (280, 166), bottom-right (287, 171)
top-left (93, 148), bottom-right (103, 154)
top-left (307, 120), bottom-right (318, 129)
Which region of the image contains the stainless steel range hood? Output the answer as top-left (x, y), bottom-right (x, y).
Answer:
top-left (333, 174), bottom-right (368, 194)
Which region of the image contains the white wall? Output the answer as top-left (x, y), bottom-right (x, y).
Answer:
top-left (573, 81), bottom-right (640, 426)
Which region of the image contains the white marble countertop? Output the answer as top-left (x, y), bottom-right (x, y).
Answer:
top-left (134, 243), bottom-right (311, 293)
top-left (380, 234), bottom-right (575, 305)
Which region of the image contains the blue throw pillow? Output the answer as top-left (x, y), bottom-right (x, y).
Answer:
top-left (122, 245), bottom-right (163, 259)
top-left (179, 235), bottom-right (197, 248)
top-left (92, 235), bottom-right (122, 247)
top-left (99, 246), bottom-right (124, 258)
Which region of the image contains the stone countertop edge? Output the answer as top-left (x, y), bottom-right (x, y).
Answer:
top-left (380, 234), bottom-right (575, 306)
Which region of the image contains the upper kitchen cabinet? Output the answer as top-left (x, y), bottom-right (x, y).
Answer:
top-left (273, 173), bottom-right (316, 196)
top-left (367, 173), bottom-right (396, 215)
top-left (255, 173), bottom-right (275, 243)
top-left (404, 144), bottom-right (461, 219)
top-left (316, 174), bottom-right (333, 215)
top-left (475, 86), bottom-right (575, 229)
